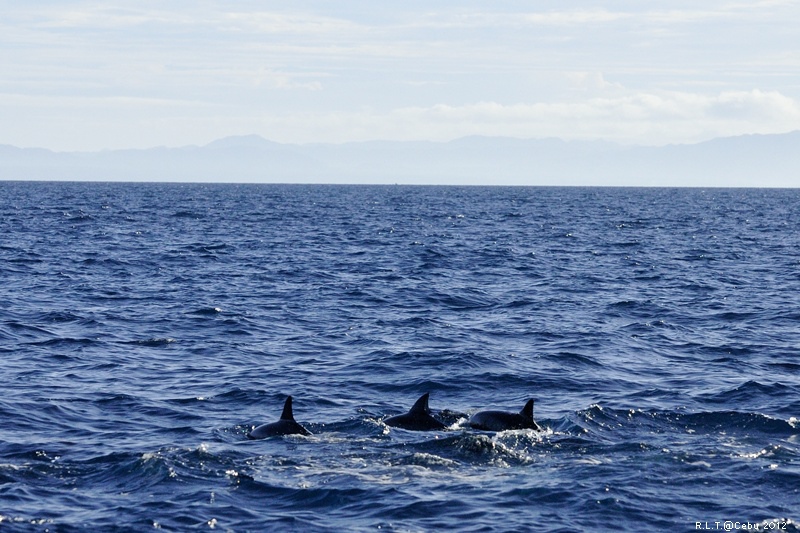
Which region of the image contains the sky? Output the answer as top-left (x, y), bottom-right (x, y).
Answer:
top-left (2, 1), bottom-right (800, 151)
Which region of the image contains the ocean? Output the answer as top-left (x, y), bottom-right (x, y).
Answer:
top-left (1, 182), bottom-right (798, 532)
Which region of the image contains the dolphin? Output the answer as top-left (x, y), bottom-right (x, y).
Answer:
top-left (384, 393), bottom-right (446, 431)
top-left (467, 399), bottom-right (540, 431)
top-left (247, 395), bottom-right (311, 439)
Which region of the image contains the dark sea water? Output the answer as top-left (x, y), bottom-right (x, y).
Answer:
top-left (1, 182), bottom-right (799, 532)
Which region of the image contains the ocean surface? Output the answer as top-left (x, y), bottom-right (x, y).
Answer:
top-left (1, 182), bottom-right (799, 532)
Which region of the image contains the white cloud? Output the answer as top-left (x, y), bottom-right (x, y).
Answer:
top-left (37, 8), bottom-right (159, 29)
top-left (407, 3), bottom-right (780, 31)
top-left (3, 87), bottom-right (798, 150)
top-left (564, 72), bottom-right (625, 92)
top-left (223, 11), bottom-right (364, 35)
top-left (255, 90), bottom-right (800, 146)
top-left (250, 68), bottom-right (323, 91)
top-left (709, 89), bottom-right (799, 120)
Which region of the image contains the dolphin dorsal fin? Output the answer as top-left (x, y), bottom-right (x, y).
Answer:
top-left (409, 393), bottom-right (431, 414)
top-left (280, 396), bottom-right (295, 421)
top-left (519, 399), bottom-right (534, 420)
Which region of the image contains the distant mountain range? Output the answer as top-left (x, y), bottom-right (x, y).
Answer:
top-left (2, 131), bottom-right (799, 187)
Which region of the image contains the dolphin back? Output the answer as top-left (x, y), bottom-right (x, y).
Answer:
top-left (468, 399), bottom-right (539, 431)
top-left (247, 395), bottom-right (312, 439)
top-left (384, 393), bottom-right (446, 431)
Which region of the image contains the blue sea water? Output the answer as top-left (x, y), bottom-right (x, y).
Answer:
top-left (1, 182), bottom-right (799, 532)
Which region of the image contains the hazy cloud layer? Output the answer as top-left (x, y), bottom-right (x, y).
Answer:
top-left (2, 1), bottom-right (799, 150)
